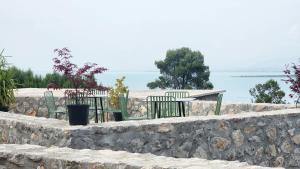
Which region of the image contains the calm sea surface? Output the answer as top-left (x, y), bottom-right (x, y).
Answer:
top-left (96, 71), bottom-right (292, 103)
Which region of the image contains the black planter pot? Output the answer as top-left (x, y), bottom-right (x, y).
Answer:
top-left (0, 106), bottom-right (9, 112)
top-left (113, 112), bottom-right (123, 121)
top-left (67, 104), bottom-right (89, 125)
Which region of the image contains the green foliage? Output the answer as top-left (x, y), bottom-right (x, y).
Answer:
top-left (43, 72), bottom-right (71, 88)
top-left (8, 66), bottom-right (71, 88)
top-left (147, 47), bottom-right (213, 89)
top-left (249, 79), bottom-right (286, 104)
top-left (0, 49), bottom-right (15, 108)
top-left (108, 77), bottom-right (128, 109)
top-left (284, 61), bottom-right (300, 107)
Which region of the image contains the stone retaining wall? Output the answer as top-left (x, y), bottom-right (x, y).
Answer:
top-left (190, 101), bottom-right (295, 116)
top-left (9, 96), bottom-right (295, 119)
top-left (0, 112), bottom-right (70, 147)
top-left (0, 144), bottom-right (275, 169)
top-left (9, 97), bottom-right (65, 118)
top-left (1, 109), bottom-right (300, 168)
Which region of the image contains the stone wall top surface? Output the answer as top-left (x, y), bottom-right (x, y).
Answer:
top-left (86, 108), bottom-right (300, 130)
top-left (13, 88), bottom-right (295, 108)
top-left (0, 111), bottom-right (68, 130)
top-left (0, 144), bottom-right (277, 169)
top-left (2, 108), bottom-right (300, 131)
top-left (14, 88), bottom-right (224, 98)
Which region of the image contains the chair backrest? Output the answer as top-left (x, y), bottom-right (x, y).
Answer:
top-left (214, 94), bottom-right (223, 115)
top-left (83, 89), bottom-right (106, 110)
top-left (146, 96), bottom-right (177, 119)
top-left (64, 90), bottom-right (87, 105)
top-left (44, 91), bottom-right (57, 117)
top-left (86, 89), bottom-right (106, 109)
top-left (165, 91), bottom-right (190, 116)
top-left (119, 91), bottom-right (129, 119)
top-left (91, 89), bottom-right (107, 96)
top-left (165, 91), bottom-right (190, 98)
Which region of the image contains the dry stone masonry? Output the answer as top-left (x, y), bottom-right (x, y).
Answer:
top-left (1, 109), bottom-right (300, 168)
top-left (10, 96), bottom-right (295, 118)
top-left (10, 97), bottom-right (65, 118)
top-left (0, 144), bottom-right (276, 169)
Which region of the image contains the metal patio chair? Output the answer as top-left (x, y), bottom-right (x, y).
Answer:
top-left (44, 91), bottom-right (66, 119)
top-left (165, 91), bottom-right (191, 116)
top-left (119, 91), bottom-right (148, 120)
top-left (105, 91), bottom-right (146, 121)
top-left (146, 96), bottom-right (177, 119)
top-left (214, 93), bottom-right (223, 115)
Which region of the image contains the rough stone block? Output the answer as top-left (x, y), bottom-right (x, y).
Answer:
top-left (0, 144), bottom-right (278, 169)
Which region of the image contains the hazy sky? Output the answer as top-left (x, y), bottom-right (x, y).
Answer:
top-left (1, 0), bottom-right (300, 74)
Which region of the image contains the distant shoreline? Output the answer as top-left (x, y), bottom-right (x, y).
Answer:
top-left (232, 75), bottom-right (288, 78)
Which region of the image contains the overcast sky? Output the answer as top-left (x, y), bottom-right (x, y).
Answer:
top-left (1, 0), bottom-right (300, 74)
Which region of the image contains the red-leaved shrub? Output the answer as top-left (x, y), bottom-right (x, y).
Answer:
top-left (52, 47), bottom-right (108, 104)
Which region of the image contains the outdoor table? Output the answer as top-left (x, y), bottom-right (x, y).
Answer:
top-left (175, 98), bottom-right (195, 117)
top-left (143, 97), bottom-right (195, 118)
top-left (189, 90), bottom-right (226, 101)
top-left (85, 95), bottom-right (107, 123)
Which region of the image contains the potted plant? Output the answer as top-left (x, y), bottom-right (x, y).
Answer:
top-left (0, 49), bottom-right (15, 112)
top-left (108, 76), bottom-right (128, 121)
top-left (52, 48), bottom-right (108, 125)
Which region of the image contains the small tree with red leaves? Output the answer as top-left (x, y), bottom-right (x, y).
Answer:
top-left (52, 48), bottom-right (108, 104)
top-left (284, 61), bottom-right (300, 107)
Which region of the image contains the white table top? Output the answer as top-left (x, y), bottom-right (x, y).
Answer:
top-left (189, 90), bottom-right (226, 98)
top-left (174, 98), bottom-right (195, 102)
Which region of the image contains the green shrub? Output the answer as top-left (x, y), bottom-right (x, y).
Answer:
top-left (249, 79), bottom-right (285, 104)
top-left (108, 77), bottom-right (128, 109)
top-left (0, 49), bottom-right (15, 109)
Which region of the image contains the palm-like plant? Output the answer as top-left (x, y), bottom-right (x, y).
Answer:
top-left (0, 49), bottom-right (15, 111)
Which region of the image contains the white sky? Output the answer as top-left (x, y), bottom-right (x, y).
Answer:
top-left (1, 0), bottom-right (300, 74)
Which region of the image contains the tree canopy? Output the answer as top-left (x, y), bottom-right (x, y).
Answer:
top-left (8, 66), bottom-right (71, 88)
top-left (147, 47), bottom-right (213, 89)
top-left (249, 79), bottom-right (285, 104)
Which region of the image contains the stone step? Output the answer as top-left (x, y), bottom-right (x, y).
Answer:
top-left (0, 144), bottom-right (278, 169)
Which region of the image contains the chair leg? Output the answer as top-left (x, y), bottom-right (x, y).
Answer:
top-left (182, 102), bottom-right (185, 117)
top-left (178, 102), bottom-right (182, 117)
top-left (154, 102), bottom-right (158, 118)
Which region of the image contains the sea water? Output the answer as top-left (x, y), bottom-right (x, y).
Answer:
top-left (96, 71), bottom-right (292, 103)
